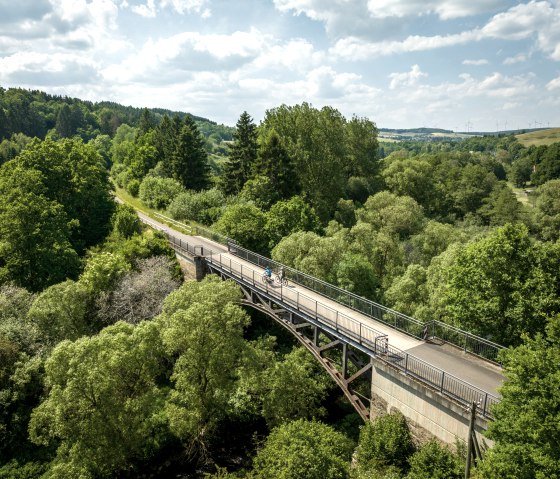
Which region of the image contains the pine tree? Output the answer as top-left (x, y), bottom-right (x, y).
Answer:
top-left (55, 104), bottom-right (73, 138)
top-left (223, 111), bottom-right (257, 195)
top-left (255, 128), bottom-right (299, 200)
top-left (171, 116), bottom-right (210, 190)
top-left (137, 107), bottom-right (156, 137)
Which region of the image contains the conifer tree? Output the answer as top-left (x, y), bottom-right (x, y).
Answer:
top-left (223, 111), bottom-right (257, 195)
top-left (255, 128), bottom-right (299, 200)
top-left (171, 116), bottom-right (210, 190)
top-left (137, 107), bottom-right (156, 137)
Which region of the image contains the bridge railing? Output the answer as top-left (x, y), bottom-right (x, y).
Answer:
top-left (228, 243), bottom-right (504, 364)
top-left (207, 252), bottom-right (499, 419)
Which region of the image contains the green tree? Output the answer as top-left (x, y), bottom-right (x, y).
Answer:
top-left (534, 179), bottom-right (560, 242)
top-left (167, 188), bottom-right (225, 225)
top-left (222, 111), bottom-right (258, 195)
top-left (0, 165), bottom-right (80, 291)
top-left (29, 321), bottom-right (169, 477)
top-left (385, 264), bottom-right (428, 317)
top-left (265, 196), bottom-right (320, 249)
top-left (55, 104), bottom-right (73, 138)
top-left (110, 203), bottom-right (142, 239)
top-left (531, 143), bottom-right (560, 185)
top-left (478, 183), bottom-right (523, 226)
top-left (406, 441), bottom-right (462, 479)
top-left (254, 128), bottom-right (299, 200)
top-left (159, 277), bottom-right (250, 451)
top-left (252, 419), bottom-right (354, 479)
top-left (382, 158), bottom-right (435, 212)
top-left (214, 203), bottom-right (269, 253)
top-left (239, 174), bottom-right (280, 210)
top-left (444, 224), bottom-right (560, 345)
top-left (137, 107), bottom-right (156, 137)
top-left (355, 412), bottom-right (415, 473)
top-left (335, 252), bottom-right (379, 300)
top-left (27, 280), bottom-right (91, 347)
top-left (139, 176), bottom-right (184, 209)
top-left (345, 115), bottom-right (379, 179)
top-left (171, 116), bottom-right (210, 190)
top-left (477, 315), bottom-right (560, 479)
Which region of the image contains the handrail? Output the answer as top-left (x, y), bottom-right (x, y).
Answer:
top-left (141, 212), bottom-right (505, 364)
top-left (228, 243), bottom-right (505, 364)
top-left (206, 251), bottom-right (499, 419)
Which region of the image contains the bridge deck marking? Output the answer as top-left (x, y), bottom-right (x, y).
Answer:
top-left (139, 212), bottom-right (503, 397)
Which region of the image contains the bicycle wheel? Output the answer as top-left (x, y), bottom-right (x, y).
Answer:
top-left (274, 275), bottom-right (281, 285)
top-left (261, 274), bottom-right (269, 284)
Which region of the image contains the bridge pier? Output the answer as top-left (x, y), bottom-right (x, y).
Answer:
top-left (193, 256), bottom-right (207, 281)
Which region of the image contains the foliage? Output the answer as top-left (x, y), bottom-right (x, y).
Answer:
top-left (167, 188), bottom-right (225, 225)
top-left (222, 111), bottom-right (258, 195)
top-left (29, 321), bottom-right (169, 477)
top-left (265, 196), bottom-right (321, 248)
top-left (406, 441), bottom-right (462, 479)
top-left (111, 203), bottom-right (142, 239)
top-left (214, 203), bottom-right (269, 254)
top-left (443, 224), bottom-right (560, 345)
top-left (252, 419), bottom-right (354, 479)
top-left (239, 175), bottom-right (280, 210)
top-left (534, 179), bottom-right (560, 241)
top-left (139, 176), bottom-right (184, 209)
top-left (159, 276), bottom-right (250, 452)
top-left (335, 253), bottom-right (379, 300)
top-left (355, 412), bottom-right (415, 473)
top-left (477, 315), bottom-right (560, 479)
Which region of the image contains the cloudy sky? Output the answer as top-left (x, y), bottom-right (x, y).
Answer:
top-left (1, 0), bottom-right (560, 131)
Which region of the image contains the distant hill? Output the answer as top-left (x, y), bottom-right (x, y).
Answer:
top-left (380, 127), bottom-right (453, 134)
top-left (516, 128), bottom-right (560, 147)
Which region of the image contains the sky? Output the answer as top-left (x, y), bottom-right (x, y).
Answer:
top-left (1, 0), bottom-right (560, 131)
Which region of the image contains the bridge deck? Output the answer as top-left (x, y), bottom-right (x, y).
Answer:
top-left (141, 212), bottom-right (503, 397)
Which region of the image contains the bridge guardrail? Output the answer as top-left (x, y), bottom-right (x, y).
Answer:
top-left (206, 251), bottom-right (499, 419)
top-left (140, 212), bottom-right (504, 365)
top-left (228, 243), bottom-right (505, 364)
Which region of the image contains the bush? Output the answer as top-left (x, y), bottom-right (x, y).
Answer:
top-left (406, 440), bottom-right (462, 479)
top-left (253, 419), bottom-right (354, 479)
top-left (356, 412), bottom-right (415, 473)
top-left (167, 188), bottom-right (225, 225)
top-left (126, 178), bottom-right (140, 197)
top-left (139, 176), bottom-right (183, 209)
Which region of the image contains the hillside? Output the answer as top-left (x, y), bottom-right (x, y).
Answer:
top-left (516, 128), bottom-right (560, 146)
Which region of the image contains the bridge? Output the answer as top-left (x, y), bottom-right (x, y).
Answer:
top-left (139, 211), bottom-right (504, 446)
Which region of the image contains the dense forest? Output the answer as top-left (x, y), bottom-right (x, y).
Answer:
top-left (1, 87), bottom-right (559, 478)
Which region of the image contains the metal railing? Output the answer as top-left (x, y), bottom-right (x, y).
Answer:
top-left (206, 251), bottom-right (499, 418)
top-left (141, 212), bottom-right (505, 364)
top-left (228, 243), bottom-right (505, 364)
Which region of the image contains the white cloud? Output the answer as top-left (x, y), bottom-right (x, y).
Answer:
top-left (389, 64), bottom-right (427, 89)
top-left (503, 53), bottom-right (528, 64)
top-left (331, 1), bottom-right (560, 61)
top-left (463, 59), bottom-right (489, 65)
top-left (331, 30), bottom-right (479, 60)
top-left (547, 76), bottom-right (560, 90)
top-left (367, 0), bottom-right (506, 20)
top-left (160, 0), bottom-right (209, 15)
top-left (131, 0), bottom-right (156, 17)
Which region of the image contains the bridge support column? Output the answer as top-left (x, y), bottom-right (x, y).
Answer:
top-left (342, 343), bottom-right (348, 380)
top-left (193, 256), bottom-right (207, 281)
top-left (313, 326), bottom-right (319, 346)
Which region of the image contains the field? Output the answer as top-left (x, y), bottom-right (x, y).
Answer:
top-left (516, 128), bottom-right (560, 147)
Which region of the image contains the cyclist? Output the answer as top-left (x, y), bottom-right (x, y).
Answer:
top-left (278, 266), bottom-right (285, 281)
top-left (264, 266), bottom-right (273, 282)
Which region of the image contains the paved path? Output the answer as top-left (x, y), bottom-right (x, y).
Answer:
top-left (139, 212), bottom-right (504, 396)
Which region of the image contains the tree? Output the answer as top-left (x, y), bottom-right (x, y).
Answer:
top-left (260, 103), bottom-right (348, 220)
top-left (239, 175), bottom-right (280, 210)
top-left (534, 179), bottom-right (560, 242)
top-left (478, 183), bottom-right (523, 226)
top-left (96, 256), bottom-right (180, 325)
top-left (531, 143), bottom-right (560, 185)
top-left (137, 107), bottom-right (156, 137)
top-left (139, 176), bottom-right (184, 209)
top-left (476, 315), bottom-right (560, 479)
top-left (167, 188), bottom-right (225, 225)
top-left (406, 441), bottom-right (462, 479)
top-left (385, 264), bottom-right (428, 317)
top-left (443, 224), bottom-right (560, 345)
top-left (335, 252), bottom-right (379, 300)
top-left (29, 321), bottom-right (169, 477)
top-left (171, 116), bottom-right (210, 190)
top-left (55, 104), bottom-right (73, 138)
top-left (355, 412), bottom-right (415, 474)
top-left (0, 165), bottom-right (80, 291)
top-left (110, 203), bottom-right (142, 239)
top-left (252, 419), bottom-right (354, 479)
top-left (214, 203), bottom-right (269, 254)
top-left (27, 280), bottom-right (91, 347)
top-left (452, 164), bottom-right (497, 217)
top-left (159, 277), bottom-right (250, 452)
top-left (382, 158), bottom-right (435, 212)
top-left (357, 191), bottom-right (425, 239)
top-left (222, 111), bottom-right (258, 195)
top-left (254, 128), bottom-right (299, 200)
top-left (265, 196), bottom-right (321, 249)
top-left (345, 115), bottom-right (379, 179)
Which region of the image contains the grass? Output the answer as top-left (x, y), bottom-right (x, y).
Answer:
top-left (113, 184), bottom-right (194, 235)
top-left (516, 128), bottom-right (560, 147)
top-left (506, 182), bottom-right (536, 207)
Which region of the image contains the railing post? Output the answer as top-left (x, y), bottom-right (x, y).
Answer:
top-left (482, 393), bottom-right (488, 417)
top-left (359, 322), bottom-right (362, 344)
top-left (315, 301), bottom-right (318, 319)
top-left (440, 372), bottom-right (445, 393)
top-left (405, 353), bottom-right (409, 373)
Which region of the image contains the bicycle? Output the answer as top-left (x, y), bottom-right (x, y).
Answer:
top-left (274, 273), bottom-right (288, 286)
top-left (261, 273), bottom-right (273, 284)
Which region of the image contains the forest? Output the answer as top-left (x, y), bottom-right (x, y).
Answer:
top-left (0, 87), bottom-right (559, 479)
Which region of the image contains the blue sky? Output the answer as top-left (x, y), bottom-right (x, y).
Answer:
top-left (1, 0), bottom-right (559, 131)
